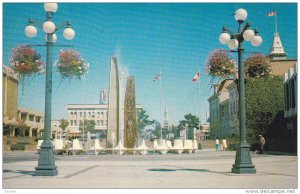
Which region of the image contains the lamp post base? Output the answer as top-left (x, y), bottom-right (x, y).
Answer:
top-left (34, 141), bottom-right (58, 176)
top-left (231, 142), bottom-right (256, 174)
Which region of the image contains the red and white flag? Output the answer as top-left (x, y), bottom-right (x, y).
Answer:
top-left (153, 74), bottom-right (160, 81)
top-left (267, 11), bottom-right (276, 16)
top-left (192, 72), bottom-right (200, 82)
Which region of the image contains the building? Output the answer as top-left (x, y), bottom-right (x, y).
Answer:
top-left (51, 120), bottom-right (64, 139)
top-left (3, 65), bottom-right (19, 136)
top-left (67, 104), bottom-right (142, 137)
top-left (284, 63), bottom-right (297, 137)
top-left (208, 79), bottom-right (234, 138)
top-left (14, 107), bottom-right (44, 137)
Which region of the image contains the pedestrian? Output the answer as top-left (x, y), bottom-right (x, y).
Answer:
top-left (222, 137), bottom-right (227, 151)
top-left (259, 135), bottom-right (265, 154)
top-left (215, 138), bottom-right (219, 151)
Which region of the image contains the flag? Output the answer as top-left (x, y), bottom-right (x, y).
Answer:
top-left (192, 72), bottom-right (200, 82)
top-left (267, 11), bottom-right (276, 16)
top-left (153, 74), bottom-right (160, 81)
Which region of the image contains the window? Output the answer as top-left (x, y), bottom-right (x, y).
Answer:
top-left (36, 117), bottom-right (40, 123)
top-left (291, 79), bottom-right (296, 109)
top-left (74, 120), bottom-right (77, 126)
top-left (88, 112), bottom-right (91, 117)
top-left (101, 120), bottom-right (104, 126)
top-left (97, 112), bottom-right (100, 117)
top-left (80, 112), bottom-right (82, 118)
top-left (285, 83), bottom-right (290, 110)
top-left (29, 115), bottom-right (34, 121)
top-left (80, 120), bottom-right (83, 126)
top-left (70, 120), bottom-right (73, 126)
top-left (97, 120), bottom-right (100, 126)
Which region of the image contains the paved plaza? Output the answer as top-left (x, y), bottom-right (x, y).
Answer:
top-left (2, 149), bottom-right (298, 189)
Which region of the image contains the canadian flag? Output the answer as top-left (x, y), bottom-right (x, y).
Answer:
top-left (267, 11), bottom-right (276, 16)
top-left (192, 72), bottom-right (200, 82)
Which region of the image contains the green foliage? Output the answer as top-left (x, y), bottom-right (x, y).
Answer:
top-left (178, 113), bottom-right (199, 139)
top-left (59, 118), bottom-right (69, 131)
top-left (245, 76), bottom-right (285, 139)
top-left (137, 108), bottom-right (154, 137)
top-left (152, 120), bottom-right (162, 139)
top-left (10, 143), bottom-right (26, 151)
top-left (79, 119), bottom-right (96, 133)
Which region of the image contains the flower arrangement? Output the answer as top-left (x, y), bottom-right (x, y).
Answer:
top-left (56, 49), bottom-right (89, 80)
top-left (206, 49), bottom-right (236, 78)
top-left (10, 45), bottom-right (44, 77)
top-left (244, 54), bottom-right (271, 78)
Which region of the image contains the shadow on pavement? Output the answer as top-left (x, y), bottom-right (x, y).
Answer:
top-left (3, 169), bottom-right (35, 175)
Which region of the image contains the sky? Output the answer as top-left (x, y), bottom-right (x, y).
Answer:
top-left (2, 3), bottom-right (297, 126)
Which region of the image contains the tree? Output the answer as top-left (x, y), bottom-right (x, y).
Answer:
top-left (178, 113), bottom-right (200, 139)
top-left (137, 108), bottom-right (154, 138)
top-left (79, 119), bottom-right (96, 134)
top-left (152, 120), bottom-right (162, 139)
top-left (245, 76), bottom-right (285, 140)
top-left (59, 118), bottom-right (69, 132)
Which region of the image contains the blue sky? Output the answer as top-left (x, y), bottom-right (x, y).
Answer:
top-left (3, 3), bottom-right (297, 125)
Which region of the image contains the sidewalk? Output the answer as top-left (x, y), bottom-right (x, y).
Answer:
top-left (2, 149), bottom-right (298, 189)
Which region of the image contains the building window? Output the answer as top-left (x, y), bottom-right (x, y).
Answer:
top-left (97, 120), bottom-right (100, 126)
top-left (74, 120), bottom-right (77, 126)
top-left (29, 115), bottom-right (34, 121)
top-left (79, 112), bottom-right (82, 118)
top-left (285, 83), bottom-right (289, 110)
top-left (92, 112), bottom-right (95, 117)
top-left (88, 112), bottom-right (91, 117)
top-left (80, 120), bottom-right (83, 126)
top-left (21, 113), bottom-right (27, 120)
top-left (291, 79), bottom-right (296, 109)
top-left (97, 112), bottom-right (100, 117)
top-left (36, 117), bottom-right (40, 123)
top-left (101, 120), bottom-right (104, 126)
top-left (70, 120), bottom-right (73, 126)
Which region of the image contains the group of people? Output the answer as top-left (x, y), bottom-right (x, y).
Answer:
top-left (215, 135), bottom-right (266, 153)
top-left (215, 137), bottom-right (227, 151)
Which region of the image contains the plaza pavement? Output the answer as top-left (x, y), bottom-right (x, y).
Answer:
top-left (2, 149), bottom-right (298, 189)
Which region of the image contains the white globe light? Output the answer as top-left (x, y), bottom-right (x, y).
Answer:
top-left (243, 29), bottom-right (255, 41)
top-left (45, 33), bottom-right (57, 43)
top-left (228, 39), bottom-right (239, 50)
top-left (44, 3), bottom-right (58, 13)
top-left (219, 33), bottom-right (231, 44)
top-left (25, 25), bottom-right (37, 37)
top-left (43, 21), bottom-right (56, 34)
top-left (251, 35), bottom-right (263, 47)
top-left (234, 8), bottom-right (247, 21)
top-left (63, 28), bottom-right (75, 40)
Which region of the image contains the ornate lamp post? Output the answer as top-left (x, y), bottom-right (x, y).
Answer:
top-left (25, 3), bottom-right (75, 176)
top-left (219, 8), bottom-right (262, 174)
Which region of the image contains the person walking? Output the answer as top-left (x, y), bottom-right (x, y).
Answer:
top-left (259, 135), bottom-right (266, 154)
top-left (221, 137), bottom-right (227, 151)
top-left (215, 138), bottom-right (219, 151)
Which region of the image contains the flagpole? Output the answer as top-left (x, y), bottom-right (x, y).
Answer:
top-left (159, 69), bottom-right (162, 139)
top-left (275, 12), bottom-right (278, 34)
top-left (198, 68), bottom-right (201, 140)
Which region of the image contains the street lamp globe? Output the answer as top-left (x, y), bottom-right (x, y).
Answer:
top-left (63, 27), bottom-right (75, 40)
top-left (219, 32), bottom-right (231, 44)
top-left (44, 3), bottom-right (58, 13)
top-left (43, 21), bottom-right (56, 34)
top-left (25, 25), bottom-right (37, 37)
top-left (251, 35), bottom-right (263, 47)
top-left (243, 29), bottom-right (255, 41)
top-left (234, 8), bottom-right (247, 21)
top-left (228, 39), bottom-right (239, 49)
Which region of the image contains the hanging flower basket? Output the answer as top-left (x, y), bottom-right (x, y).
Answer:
top-left (56, 49), bottom-right (89, 80)
top-left (206, 49), bottom-right (236, 78)
top-left (10, 45), bottom-right (44, 77)
top-left (245, 54), bottom-right (271, 78)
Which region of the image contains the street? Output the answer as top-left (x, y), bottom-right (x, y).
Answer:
top-left (2, 149), bottom-right (298, 189)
